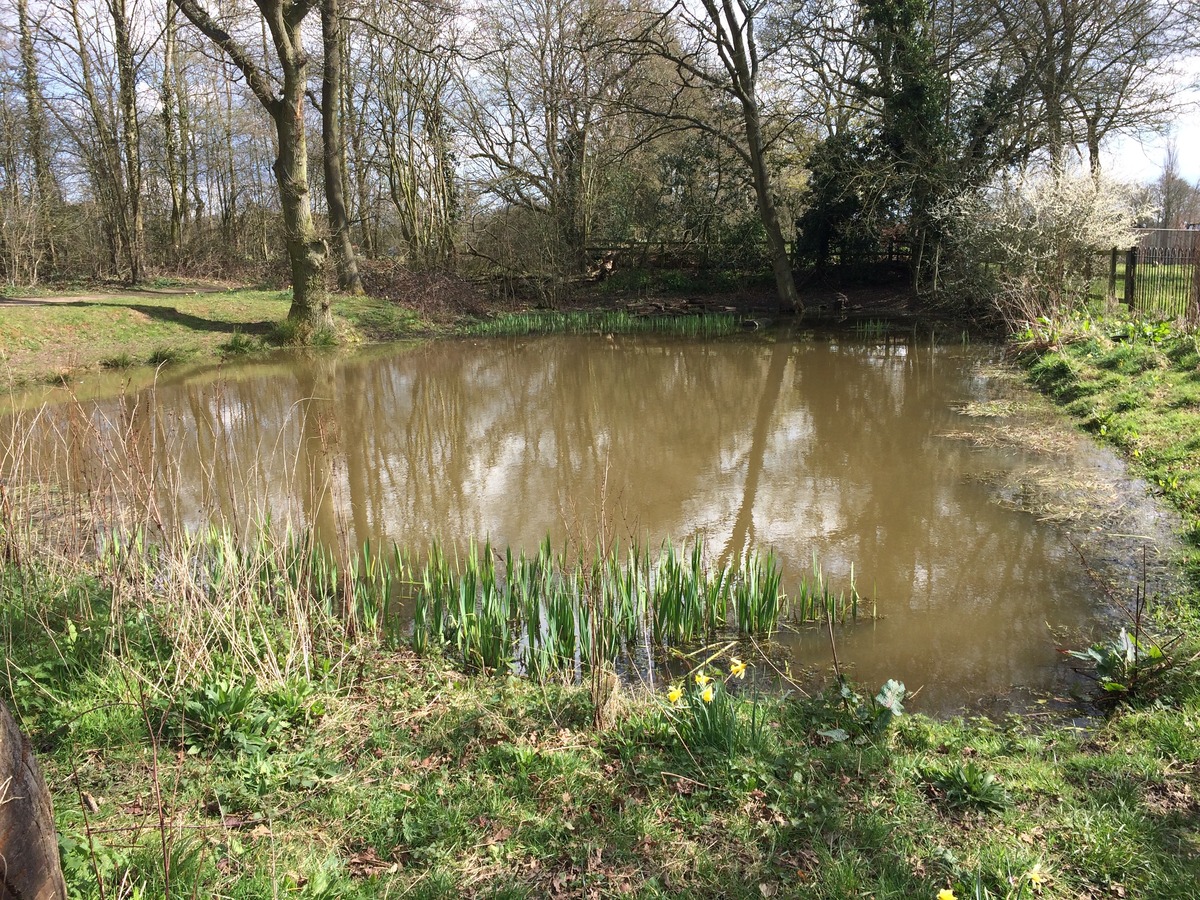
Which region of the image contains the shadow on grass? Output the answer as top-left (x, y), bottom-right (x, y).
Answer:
top-left (62, 302), bottom-right (277, 335)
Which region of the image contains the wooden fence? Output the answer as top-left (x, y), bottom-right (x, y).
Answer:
top-left (1105, 228), bottom-right (1200, 319)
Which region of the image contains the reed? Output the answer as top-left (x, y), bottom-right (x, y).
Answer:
top-left (732, 550), bottom-right (783, 634)
top-left (2, 396), bottom-right (867, 686)
top-left (851, 319), bottom-right (891, 338)
top-left (401, 537), bottom-right (875, 681)
top-left (465, 311), bottom-right (741, 338)
top-left (789, 557), bottom-right (874, 624)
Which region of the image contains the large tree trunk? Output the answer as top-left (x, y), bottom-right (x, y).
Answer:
top-left (274, 96), bottom-right (331, 331)
top-left (275, 8), bottom-right (331, 331)
top-left (162, 0), bottom-right (184, 262)
top-left (725, 21), bottom-right (799, 311)
top-left (680, 0), bottom-right (800, 312)
top-left (321, 0), bottom-right (363, 294)
top-left (175, 0), bottom-right (332, 335)
top-left (0, 699), bottom-right (67, 900)
top-left (743, 103), bottom-right (799, 311)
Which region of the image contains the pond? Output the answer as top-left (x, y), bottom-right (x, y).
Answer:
top-left (1, 330), bottom-right (1181, 714)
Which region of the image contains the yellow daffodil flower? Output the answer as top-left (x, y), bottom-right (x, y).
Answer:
top-left (700, 684), bottom-right (715, 703)
top-left (937, 890), bottom-right (957, 900)
top-left (694, 671), bottom-right (711, 687)
top-left (1027, 864), bottom-right (1048, 889)
top-left (668, 686), bottom-right (683, 704)
top-left (729, 658), bottom-right (747, 679)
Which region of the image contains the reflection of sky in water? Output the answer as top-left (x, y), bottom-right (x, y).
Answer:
top-left (2, 334), bottom-right (1175, 714)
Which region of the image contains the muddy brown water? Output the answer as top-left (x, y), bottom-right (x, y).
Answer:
top-left (1, 330), bottom-right (1182, 714)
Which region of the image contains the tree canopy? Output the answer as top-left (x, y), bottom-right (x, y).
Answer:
top-left (0, 0), bottom-right (1191, 306)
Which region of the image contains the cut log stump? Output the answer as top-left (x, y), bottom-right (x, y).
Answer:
top-left (1, 698), bottom-right (66, 900)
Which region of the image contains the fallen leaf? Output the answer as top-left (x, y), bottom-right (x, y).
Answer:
top-left (485, 827), bottom-right (513, 845)
top-left (347, 847), bottom-right (395, 878)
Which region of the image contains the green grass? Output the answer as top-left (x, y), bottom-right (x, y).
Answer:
top-left (1025, 318), bottom-right (1200, 562)
top-left (0, 287), bottom-right (426, 386)
top-left (3, 545), bottom-right (1198, 899)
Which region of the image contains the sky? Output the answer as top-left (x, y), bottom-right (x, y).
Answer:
top-left (1102, 62), bottom-right (1200, 186)
top-left (1104, 115), bottom-right (1200, 186)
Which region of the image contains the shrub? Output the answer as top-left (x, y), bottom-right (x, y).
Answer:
top-left (941, 166), bottom-right (1147, 330)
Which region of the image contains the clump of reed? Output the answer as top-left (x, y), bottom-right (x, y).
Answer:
top-left (94, 523), bottom-right (408, 687)
top-left (466, 310), bottom-right (741, 338)
top-left (851, 319), bottom-right (891, 338)
top-left (413, 538), bottom-right (762, 676)
top-left (3, 397), bottom-right (870, 690)
top-left (405, 538), bottom-right (870, 679)
top-left (789, 557), bottom-right (873, 624)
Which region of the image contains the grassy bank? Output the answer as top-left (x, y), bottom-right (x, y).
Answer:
top-left (1024, 317), bottom-right (1200, 597)
top-left (1, 514), bottom-right (1198, 898)
top-left (0, 284), bottom-right (753, 388)
top-left (0, 275), bottom-right (923, 387)
top-left (0, 287), bottom-right (425, 386)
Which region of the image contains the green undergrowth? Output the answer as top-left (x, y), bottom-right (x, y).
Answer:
top-left (3, 539), bottom-right (1199, 898)
top-left (1024, 315), bottom-right (1200, 596)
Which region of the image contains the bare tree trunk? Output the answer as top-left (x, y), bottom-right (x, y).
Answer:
top-left (344, 84), bottom-right (375, 257)
top-left (0, 699), bottom-right (67, 900)
top-left (176, 0), bottom-right (332, 333)
top-left (110, 0), bottom-right (145, 282)
top-left (162, 0), bottom-right (184, 262)
top-left (273, 87), bottom-right (330, 329)
top-left (656, 0), bottom-right (801, 310)
top-left (705, 0), bottom-right (798, 310)
top-left (321, 0), bottom-right (362, 293)
top-left (16, 0), bottom-right (57, 276)
top-left (69, 0), bottom-right (133, 277)
top-left (741, 94), bottom-right (798, 310)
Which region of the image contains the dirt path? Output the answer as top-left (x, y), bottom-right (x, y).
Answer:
top-left (0, 282), bottom-right (229, 307)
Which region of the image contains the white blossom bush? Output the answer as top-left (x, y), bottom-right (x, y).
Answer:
top-left (941, 167), bottom-right (1147, 330)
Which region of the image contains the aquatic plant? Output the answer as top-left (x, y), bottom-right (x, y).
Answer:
top-left (42, 507), bottom-right (869, 688)
top-left (852, 319), bottom-right (891, 338)
top-left (405, 538), bottom-right (871, 680)
top-left (732, 550), bottom-right (782, 634)
top-left (790, 557), bottom-right (872, 624)
top-left (1061, 545), bottom-right (1176, 701)
top-left (464, 310), bottom-right (741, 338)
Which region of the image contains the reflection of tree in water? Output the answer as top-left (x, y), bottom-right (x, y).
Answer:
top-left (765, 340), bottom-right (1090, 707)
top-left (6, 335), bottom-right (1118, 713)
top-left (719, 333), bottom-right (792, 567)
top-left (294, 357), bottom-right (342, 550)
